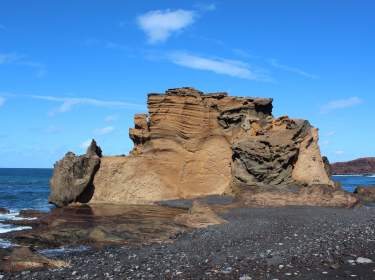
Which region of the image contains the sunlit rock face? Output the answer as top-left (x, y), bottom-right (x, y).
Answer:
top-left (50, 87), bottom-right (358, 207)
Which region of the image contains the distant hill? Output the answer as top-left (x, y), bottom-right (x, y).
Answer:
top-left (331, 157), bottom-right (375, 175)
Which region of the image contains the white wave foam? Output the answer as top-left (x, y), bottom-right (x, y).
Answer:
top-left (0, 225), bottom-right (32, 234)
top-left (0, 211), bottom-right (37, 222)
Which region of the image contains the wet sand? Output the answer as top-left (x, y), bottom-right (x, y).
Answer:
top-left (2, 206), bottom-right (375, 279)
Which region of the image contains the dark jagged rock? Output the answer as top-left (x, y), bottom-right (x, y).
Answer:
top-left (331, 157), bottom-right (375, 175)
top-left (86, 139), bottom-right (102, 157)
top-left (48, 141), bottom-right (102, 207)
top-left (0, 207), bottom-right (9, 214)
top-left (323, 156), bottom-right (332, 177)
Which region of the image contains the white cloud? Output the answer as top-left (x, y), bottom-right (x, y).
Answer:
top-left (268, 59), bottom-right (318, 79)
top-left (0, 52), bottom-right (47, 78)
top-left (30, 95), bottom-right (143, 115)
top-left (137, 9), bottom-right (195, 44)
top-left (334, 150), bottom-right (345, 155)
top-left (325, 131), bottom-right (336, 137)
top-left (105, 115), bottom-right (118, 122)
top-left (94, 126), bottom-right (115, 135)
top-left (80, 139), bottom-right (92, 149)
top-left (167, 52), bottom-right (268, 81)
top-left (0, 53), bottom-right (22, 64)
top-left (0, 97), bottom-right (5, 107)
top-left (320, 97), bottom-right (363, 113)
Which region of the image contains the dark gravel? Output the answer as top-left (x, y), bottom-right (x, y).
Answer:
top-left (3, 206), bottom-right (375, 279)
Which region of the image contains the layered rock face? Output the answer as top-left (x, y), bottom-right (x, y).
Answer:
top-left (50, 87), bottom-right (358, 207)
top-left (331, 157), bottom-right (375, 175)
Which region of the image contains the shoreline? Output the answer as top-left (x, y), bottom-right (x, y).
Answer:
top-left (2, 206), bottom-right (375, 279)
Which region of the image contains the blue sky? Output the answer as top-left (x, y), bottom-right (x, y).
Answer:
top-left (0, 0), bottom-right (374, 168)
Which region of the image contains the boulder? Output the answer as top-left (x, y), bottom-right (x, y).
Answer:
top-left (0, 247), bottom-right (69, 272)
top-left (48, 140), bottom-right (102, 207)
top-left (354, 186), bottom-right (375, 202)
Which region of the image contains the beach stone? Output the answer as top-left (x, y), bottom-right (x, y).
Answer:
top-left (356, 257), bottom-right (373, 264)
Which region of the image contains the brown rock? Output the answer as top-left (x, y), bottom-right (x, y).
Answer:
top-left (174, 201), bottom-right (227, 228)
top-left (331, 157), bottom-right (375, 175)
top-left (354, 186), bottom-right (375, 202)
top-left (0, 247), bottom-right (69, 272)
top-left (237, 184), bottom-right (359, 208)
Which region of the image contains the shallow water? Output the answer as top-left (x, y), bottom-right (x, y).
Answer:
top-left (332, 175), bottom-right (375, 192)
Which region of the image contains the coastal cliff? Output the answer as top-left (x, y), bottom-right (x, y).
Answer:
top-left (331, 157), bottom-right (375, 175)
top-left (49, 87), bottom-right (357, 207)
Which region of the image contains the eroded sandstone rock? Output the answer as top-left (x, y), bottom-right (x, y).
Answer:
top-left (51, 87), bottom-right (356, 207)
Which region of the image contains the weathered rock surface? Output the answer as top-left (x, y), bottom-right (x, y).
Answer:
top-left (50, 87), bottom-right (357, 207)
top-left (331, 157), bottom-right (375, 175)
top-left (0, 247), bottom-right (69, 272)
top-left (174, 201), bottom-right (227, 228)
top-left (48, 140), bottom-right (101, 207)
top-left (354, 186), bottom-right (375, 202)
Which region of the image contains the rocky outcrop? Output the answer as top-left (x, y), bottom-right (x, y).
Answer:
top-left (48, 140), bottom-right (101, 207)
top-left (0, 247), bottom-right (69, 272)
top-left (354, 186), bottom-right (375, 203)
top-left (331, 157), bottom-right (375, 175)
top-left (174, 201), bottom-right (227, 228)
top-left (50, 87), bottom-right (357, 207)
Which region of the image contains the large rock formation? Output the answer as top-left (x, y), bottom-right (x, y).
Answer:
top-left (49, 87), bottom-right (358, 207)
top-left (331, 157), bottom-right (375, 175)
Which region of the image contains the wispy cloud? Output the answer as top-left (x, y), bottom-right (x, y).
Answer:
top-left (30, 95), bottom-right (143, 115)
top-left (167, 51), bottom-right (270, 81)
top-left (194, 3), bottom-right (216, 11)
top-left (137, 9), bottom-right (195, 44)
top-left (320, 97), bottom-right (363, 113)
top-left (94, 126), bottom-right (115, 135)
top-left (45, 125), bottom-right (62, 134)
top-left (0, 52), bottom-right (47, 78)
top-left (0, 53), bottom-right (22, 64)
top-left (334, 150), bottom-right (344, 155)
top-left (268, 59), bottom-right (318, 79)
top-left (105, 115), bottom-right (118, 122)
top-left (0, 97), bottom-right (5, 107)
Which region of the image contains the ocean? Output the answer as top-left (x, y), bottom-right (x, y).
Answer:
top-left (0, 168), bottom-right (375, 241)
